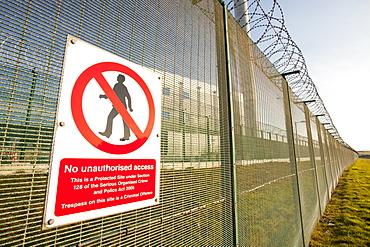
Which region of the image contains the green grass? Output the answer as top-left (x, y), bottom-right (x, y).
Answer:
top-left (309, 159), bottom-right (370, 246)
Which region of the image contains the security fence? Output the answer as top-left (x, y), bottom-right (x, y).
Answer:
top-left (0, 0), bottom-right (357, 246)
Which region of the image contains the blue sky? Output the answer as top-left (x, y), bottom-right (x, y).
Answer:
top-left (278, 0), bottom-right (370, 151)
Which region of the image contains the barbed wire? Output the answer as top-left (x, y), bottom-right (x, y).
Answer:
top-left (226, 0), bottom-right (354, 151)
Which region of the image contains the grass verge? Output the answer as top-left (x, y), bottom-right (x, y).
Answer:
top-left (309, 158), bottom-right (370, 246)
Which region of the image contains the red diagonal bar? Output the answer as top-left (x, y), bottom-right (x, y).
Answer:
top-left (94, 72), bottom-right (144, 139)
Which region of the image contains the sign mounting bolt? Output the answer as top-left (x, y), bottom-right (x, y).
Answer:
top-left (47, 219), bottom-right (55, 225)
top-left (59, 122), bottom-right (65, 127)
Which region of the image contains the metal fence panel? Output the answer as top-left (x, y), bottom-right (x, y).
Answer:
top-left (310, 113), bottom-right (330, 213)
top-left (0, 0), bottom-right (358, 246)
top-left (1, 1), bottom-right (234, 246)
top-left (289, 95), bottom-right (320, 242)
top-left (226, 11), bottom-right (304, 246)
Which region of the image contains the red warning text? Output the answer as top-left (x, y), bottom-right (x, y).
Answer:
top-left (54, 158), bottom-right (156, 216)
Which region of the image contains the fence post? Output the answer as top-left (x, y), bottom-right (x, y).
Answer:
top-left (304, 105), bottom-right (322, 215)
top-left (324, 130), bottom-right (335, 193)
top-left (223, 4), bottom-right (240, 246)
top-left (281, 78), bottom-right (306, 246)
top-left (214, 1), bottom-right (239, 245)
top-left (316, 118), bottom-right (331, 203)
top-left (332, 139), bottom-right (341, 184)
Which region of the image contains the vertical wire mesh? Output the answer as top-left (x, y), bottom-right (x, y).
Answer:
top-left (0, 0), bottom-right (358, 246)
top-left (214, 2), bottom-right (235, 245)
top-left (320, 124), bottom-right (332, 195)
top-left (226, 11), bottom-right (304, 246)
top-left (289, 93), bottom-right (320, 243)
top-left (310, 114), bottom-right (330, 213)
top-left (0, 0), bottom-right (234, 246)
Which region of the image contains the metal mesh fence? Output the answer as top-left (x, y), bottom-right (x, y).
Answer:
top-left (0, 0), bottom-right (358, 246)
top-left (290, 96), bottom-right (320, 243)
top-left (310, 114), bottom-right (329, 213)
top-left (226, 11), bottom-right (302, 246)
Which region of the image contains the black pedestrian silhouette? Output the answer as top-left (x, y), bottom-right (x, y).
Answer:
top-left (99, 74), bottom-right (133, 141)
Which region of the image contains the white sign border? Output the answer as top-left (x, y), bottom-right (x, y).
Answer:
top-left (43, 35), bottom-right (161, 229)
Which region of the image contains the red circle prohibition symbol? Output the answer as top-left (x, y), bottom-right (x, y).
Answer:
top-left (71, 62), bottom-right (155, 154)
